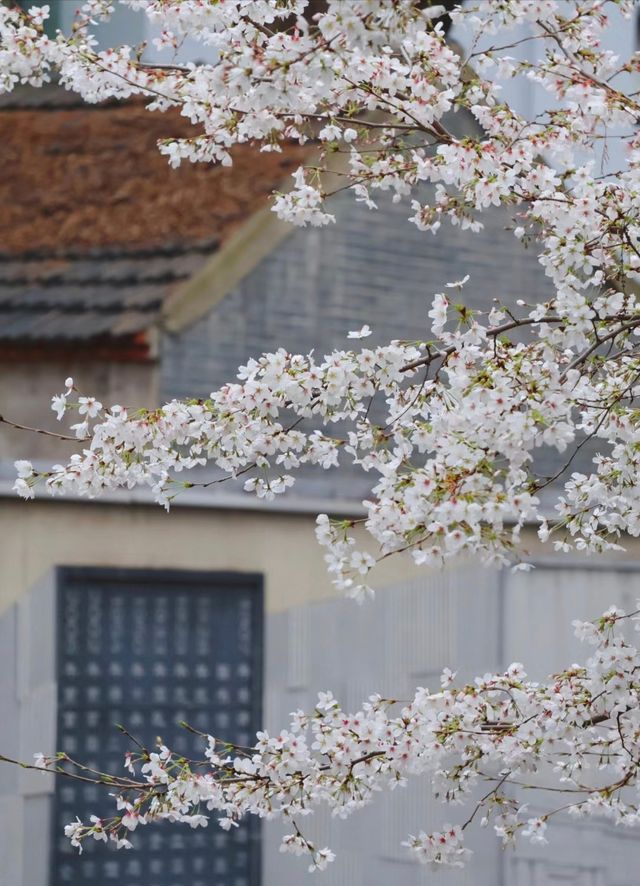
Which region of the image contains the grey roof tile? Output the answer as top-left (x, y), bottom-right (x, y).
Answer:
top-left (0, 243), bottom-right (215, 342)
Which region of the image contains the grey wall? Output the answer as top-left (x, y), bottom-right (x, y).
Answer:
top-left (0, 569), bottom-right (57, 885)
top-left (160, 187), bottom-right (556, 504)
top-left (262, 562), bottom-right (640, 886)
top-left (4, 562), bottom-right (640, 885)
top-left (161, 188), bottom-right (552, 403)
top-left (263, 563), bottom-right (501, 886)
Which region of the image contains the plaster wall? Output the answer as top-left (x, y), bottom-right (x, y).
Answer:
top-left (2, 501), bottom-right (640, 885)
top-left (0, 360), bottom-right (157, 464)
top-left (3, 496), bottom-right (640, 616)
top-left (0, 498), bottom-right (421, 617)
top-left (0, 499), bottom-right (640, 886)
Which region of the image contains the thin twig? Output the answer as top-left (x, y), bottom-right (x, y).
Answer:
top-left (0, 414), bottom-right (86, 442)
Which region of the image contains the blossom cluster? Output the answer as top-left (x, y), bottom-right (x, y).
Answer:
top-left (37, 605), bottom-right (640, 870)
top-left (13, 289), bottom-right (640, 598)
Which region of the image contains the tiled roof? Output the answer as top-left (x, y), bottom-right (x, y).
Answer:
top-left (0, 89), bottom-right (308, 346)
top-left (0, 242), bottom-right (216, 343)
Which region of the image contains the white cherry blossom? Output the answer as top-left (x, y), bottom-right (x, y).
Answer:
top-left (23, 605), bottom-right (640, 871)
top-left (4, 0), bottom-right (640, 871)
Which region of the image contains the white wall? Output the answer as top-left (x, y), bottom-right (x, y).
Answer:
top-left (3, 553), bottom-right (640, 885)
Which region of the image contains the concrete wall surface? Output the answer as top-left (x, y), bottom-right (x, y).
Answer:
top-left (0, 498), bottom-right (378, 617)
top-left (0, 360), bottom-right (157, 465)
top-left (0, 570), bottom-right (56, 886)
top-left (262, 563), bottom-right (640, 886)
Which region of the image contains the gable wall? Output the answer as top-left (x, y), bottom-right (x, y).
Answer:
top-left (160, 186), bottom-right (554, 503)
top-left (161, 187), bottom-right (551, 401)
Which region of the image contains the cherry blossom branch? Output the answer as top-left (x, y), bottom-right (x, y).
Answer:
top-left (0, 414), bottom-right (86, 442)
top-left (4, 0), bottom-right (640, 869)
top-left (561, 316), bottom-right (640, 379)
top-left (400, 315), bottom-right (564, 373)
top-left (9, 604), bottom-right (638, 871)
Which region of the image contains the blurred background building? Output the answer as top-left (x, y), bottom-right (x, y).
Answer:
top-left (1, 4), bottom-right (640, 886)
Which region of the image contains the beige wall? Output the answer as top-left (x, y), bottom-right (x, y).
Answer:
top-left (0, 498), bottom-right (428, 616)
top-left (2, 496), bottom-right (640, 618)
top-left (0, 359), bottom-right (157, 463)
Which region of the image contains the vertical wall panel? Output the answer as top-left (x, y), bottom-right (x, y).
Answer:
top-left (286, 607), bottom-right (309, 690)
